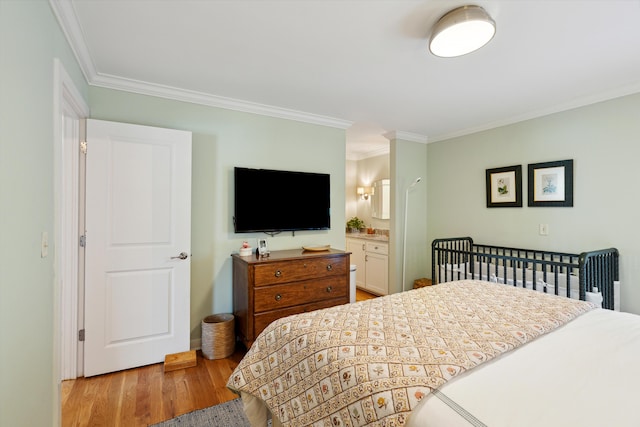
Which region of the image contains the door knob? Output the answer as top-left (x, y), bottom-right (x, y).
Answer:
top-left (171, 252), bottom-right (189, 260)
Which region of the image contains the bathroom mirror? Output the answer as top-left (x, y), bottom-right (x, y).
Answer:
top-left (371, 179), bottom-right (390, 219)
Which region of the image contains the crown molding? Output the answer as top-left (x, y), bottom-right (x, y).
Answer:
top-left (349, 129), bottom-right (429, 160)
top-left (347, 145), bottom-right (390, 161)
top-left (364, 145), bottom-right (391, 158)
top-left (49, 0), bottom-right (97, 83)
top-left (383, 130), bottom-right (428, 143)
top-left (91, 73), bottom-right (353, 129)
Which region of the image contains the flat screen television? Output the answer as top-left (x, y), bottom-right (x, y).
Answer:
top-left (233, 167), bottom-right (331, 233)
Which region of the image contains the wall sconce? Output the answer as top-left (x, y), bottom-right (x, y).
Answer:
top-left (357, 186), bottom-right (373, 200)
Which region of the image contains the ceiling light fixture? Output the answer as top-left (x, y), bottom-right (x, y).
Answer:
top-left (429, 5), bottom-right (496, 58)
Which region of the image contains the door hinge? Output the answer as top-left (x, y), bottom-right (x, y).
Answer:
top-left (80, 141), bottom-right (87, 154)
top-left (78, 329), bottom-right (85, 342)
top-left (79, 235), bottom-right (86, 247)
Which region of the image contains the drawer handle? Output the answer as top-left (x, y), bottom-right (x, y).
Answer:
top-left (274, 270), bottom-right (282, 278)
top-left (275, 293), bottom-right (282, 301)
top-left (326, 264), bottom-right (333, 271)
top-left (326, 286), bottom-right (332, 293)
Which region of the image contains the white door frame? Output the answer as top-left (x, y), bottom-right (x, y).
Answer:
top-left (53, 58), bottom-right (89, 382)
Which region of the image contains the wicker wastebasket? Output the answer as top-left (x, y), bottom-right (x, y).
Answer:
top-left (201, 313), bottom-right (235, 360)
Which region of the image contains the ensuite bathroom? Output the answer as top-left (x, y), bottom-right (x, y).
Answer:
top-left (346, 152), bottom-right (391, 296)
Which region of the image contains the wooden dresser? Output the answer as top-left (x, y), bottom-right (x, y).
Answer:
top-left (232, 248), bottom-right (350, 347)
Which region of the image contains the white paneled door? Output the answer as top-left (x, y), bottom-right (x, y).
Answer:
top-left (84, 119), bottom-right (192, 377)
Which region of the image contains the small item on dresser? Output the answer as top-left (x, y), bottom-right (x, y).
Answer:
top-left (302, 244), bottom-right (331, 252)
top-left (239, 241), bottom-right (253, 257)
top-left (257, 238), bottom-right (269, 257)
top-left (367, 227), bottom-right (375, 234)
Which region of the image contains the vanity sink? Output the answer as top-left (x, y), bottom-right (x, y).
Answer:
top-left (346, 233), bottom-right (389, 242)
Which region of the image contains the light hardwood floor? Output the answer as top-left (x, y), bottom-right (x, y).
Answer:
top-left (61, 289), bottom-right (377, 427)
top-left (61, 350), bottom-right (245, 427)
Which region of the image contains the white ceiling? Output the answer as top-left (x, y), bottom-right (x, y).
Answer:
top-left (53, 0), bottom-right (640, 159)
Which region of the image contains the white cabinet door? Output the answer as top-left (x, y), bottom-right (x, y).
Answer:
top-left (346, 238), bottom-right (366, 288)
top-left (84, 119), bottom-right (192, 377)
top-left (365, 252), bottom-right (389, 295)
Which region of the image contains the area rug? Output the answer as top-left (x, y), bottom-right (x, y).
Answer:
top-left (151, 398), bottom-right (266, 427)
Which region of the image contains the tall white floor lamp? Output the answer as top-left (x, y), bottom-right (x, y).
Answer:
top-left (402, 177), bottom-right (422, 292)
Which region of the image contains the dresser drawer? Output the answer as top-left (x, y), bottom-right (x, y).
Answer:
top-left (254, 297), bottom-right (347, 338)
top-left (253, 256), bottom-right (347, 286)
top-left (366, 242), bottom-right (388, 255)
top-left (254, 276), bottom-right (347, 313)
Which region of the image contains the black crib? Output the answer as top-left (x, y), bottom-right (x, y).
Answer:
top-left (431, 237), bottom-right (619, 310)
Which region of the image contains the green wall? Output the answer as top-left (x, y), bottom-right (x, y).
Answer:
top-left (89, 87), bottom-right (347, 343)
top-left (427, 92), bottom-right (640, 314)
top-left (390, 138), bottom-right (428, 293)
top-left (0, 1), bottom-right (88, 426)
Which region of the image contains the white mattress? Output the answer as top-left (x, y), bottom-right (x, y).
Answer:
top-left (439, 263), bottom-right (621, 310)
top-left (406, 308), bottom-right (640, 427)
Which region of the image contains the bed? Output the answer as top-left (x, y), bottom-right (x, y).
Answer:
top-left (432, 237), bottom-right (620, 310)
top-left (227, 278), bottom-right (640, 427)
top-left (405, 306), bottom-right (640, 427)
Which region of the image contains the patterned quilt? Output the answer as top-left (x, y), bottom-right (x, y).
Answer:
top-left (227, 280), bottom-right (594, 427)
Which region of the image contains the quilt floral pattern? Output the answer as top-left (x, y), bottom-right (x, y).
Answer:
top-left (227, 280), bottom-right (594, 427)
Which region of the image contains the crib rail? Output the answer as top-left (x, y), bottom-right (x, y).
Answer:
top-left (432, 237), bottom-right (619, 310)
top-left (579, 248), bottom-right (619, 311)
